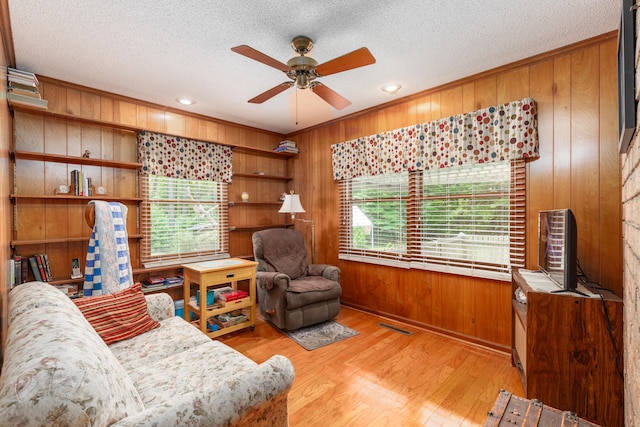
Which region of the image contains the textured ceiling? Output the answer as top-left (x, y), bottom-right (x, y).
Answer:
top-left (8, 0), bottom-right (620, 135)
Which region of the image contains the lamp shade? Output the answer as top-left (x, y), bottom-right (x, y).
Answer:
top-left (279, 194), bottom-right (306, 214)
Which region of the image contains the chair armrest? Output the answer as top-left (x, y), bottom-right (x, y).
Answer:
top-left (256, 271), bottom-right (290, 290)
top-left (111, 355), bottom-right (295, 426)
top-left (308, 264), bottom-right (340, 282)
top-left (144, 292), bottom-right (175, 322)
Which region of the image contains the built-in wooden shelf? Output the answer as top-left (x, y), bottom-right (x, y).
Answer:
top-left (132, 265), bottom-right (183, 275)
top-left (229, 224), bottom-right (293, 231)
top-left (12, 150), bottom-right (142, 169)
top-left (11, 234), bottom-right (143, 248)
top-left (231, 172), bottom-right (293, 181)
top-left (11, 194), bottom-right (143, 202)
top-left (233, 145), bottom-right (297, 158)
top-left (11, 106), bottom-right (297, 159)
top-left (229, 201), bottom-right (282, 207)
top-left (48, 277), bottom-right (85, 286)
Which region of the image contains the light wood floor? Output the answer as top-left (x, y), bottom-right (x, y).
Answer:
top-left (219, 306), bottom-right (524, 427)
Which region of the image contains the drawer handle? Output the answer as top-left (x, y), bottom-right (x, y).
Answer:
top-left (226, 273), bottom-right (235, 278)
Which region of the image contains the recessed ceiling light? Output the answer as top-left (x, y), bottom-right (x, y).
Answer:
top-left (177, 98), bottom-right (195, 106)
top-left (382, 84), bottom-right (402, 94)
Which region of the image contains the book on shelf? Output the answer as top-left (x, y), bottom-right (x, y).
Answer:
top-left (6, 92), bottom-right (48, 109)
top-left (35, 255), bottom-right (47, 282)
top-left (8, 67), bottom-right (39, 85)
top-left (278, 140), bottom-right (297, 148)
top-left (21, 257), bottom-right (29, 284)
top-left (274, 145), bottom-right (299, 153)
top-left (144, 276), bottom-right (165, 285)
top-left (40, 254), bottom-right (53, 281)
top-left (217, 289), bottom-right (249, 302)
top-left (29, 257), bottom-right (42, 282)
top-left (8, 86), bottom-right (41, 99)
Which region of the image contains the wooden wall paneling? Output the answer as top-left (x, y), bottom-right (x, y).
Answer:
top-left (14, 111), bottom-right (43, 152)
top-left (136, 104), bottom-right (148, 129)
top-left (165, 111), bottom-right (186, 137)
top-left (439, 86), bottom-right (464, 117)
top-left (100, 96), bottom-right (114, 123)
top-left (570, 46), bottom-right (601, 285)
top-left (66, 121), bottom-right (82, 157)
top-left (598, 39), bottom-right (622, 293)
top-left (496, 67), bottom-right (530, 104)
top-left (81, 91), bottom-right (101, 121)
top-left (430, 92), bottom-right (442, 122)
top-left (437, 273), bottom-right (466, 333)
top-left (430, 272), bottom-right (444, 328)
top-left (66, 88), bottom-right (81, 117)
top-left (527, 59), bottom-right (555, 268)
top-left (114, 100), bottom-right (137, 127)
top-left (462, 83), bottom-right (475, 114)
top-left (552, 54), bottom-right (572, 210)
top-left (414, 270), bottom-right (434, 326)
top-left (44, 118), bottom-right (67, 155)
top-left (473, 76), bottom-right (497, 110)
top-left (44, 199), bottom-right (68, 239)
top-left (146, 107), bottom-right (165, 132)
top-left (39, 80), bottom-right (66, 113)
top-left (462, 274), bottom-right (477, 338)
top-left (16, 199), bottom-right (44, 240)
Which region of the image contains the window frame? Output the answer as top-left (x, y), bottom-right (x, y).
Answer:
top-left (338, 160), bottom-right (525, 280)
top-left (139, 174), bottom-right (229, 268)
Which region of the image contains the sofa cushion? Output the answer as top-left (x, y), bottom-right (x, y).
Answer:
top-left (286, 281), bottom-right (342, 309)
top-left (110, 316), bottom-right (212, 370)
top-left (128, 340), bottom-right (257, 407)
top-left (74, 283), bottom-right (160, 345)
top-left (0, 282), bottom-right (145, 426)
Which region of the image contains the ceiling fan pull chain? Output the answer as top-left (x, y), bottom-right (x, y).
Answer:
top-left (295, 86), bottom-right (299, 125)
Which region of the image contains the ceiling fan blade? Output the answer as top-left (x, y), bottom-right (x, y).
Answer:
top-left (311, 83), bottom-right (352, 110)
top-left (315, 47), bottom-right (376, 76)
top-left (248, 82), bottom-right (292, 104)
top-left (231, 45), bottom-right (290, 72)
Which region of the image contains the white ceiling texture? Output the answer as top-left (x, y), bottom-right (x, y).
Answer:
top-left (7, 0), bottom-right (620, 134)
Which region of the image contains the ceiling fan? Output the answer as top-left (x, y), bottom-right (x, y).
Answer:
top-left (231, 36), bottom-right (375, 110)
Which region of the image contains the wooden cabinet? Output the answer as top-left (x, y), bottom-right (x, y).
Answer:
top-left (511, 270), bottom-right (623, 427)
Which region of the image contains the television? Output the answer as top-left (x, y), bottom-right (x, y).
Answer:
top-left (618, 0), bottom-right (636, 153)
top-left (538, 209), bottom-right (578, 293)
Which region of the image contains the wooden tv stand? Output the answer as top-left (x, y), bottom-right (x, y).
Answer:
top-left (511, 270), bottom-right (623, 427)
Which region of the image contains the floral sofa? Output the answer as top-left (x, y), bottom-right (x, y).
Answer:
top-left (0, 281), bottom-right (295, 426)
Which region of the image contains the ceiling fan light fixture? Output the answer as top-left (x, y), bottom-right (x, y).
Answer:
top-left (177, 97), bottom-right (195, 106)
top-left (382, 84), bottom-right (402, 94)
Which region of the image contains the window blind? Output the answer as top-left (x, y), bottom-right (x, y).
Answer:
top-left (338, 171), bottom-right (410, 267)
top-left (338, 160), bottom-right (526, 280)
top-left (409, 160), bottom-right (525, 279)
top-left (140, 175), bottom-right (229, 267)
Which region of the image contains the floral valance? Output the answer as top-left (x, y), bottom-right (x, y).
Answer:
top-left (331, 97), bottom-right (538, 180)
top-left (137, 131), bottom-right (233, 182)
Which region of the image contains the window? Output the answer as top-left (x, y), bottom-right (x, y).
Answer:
top-left (338, 172), bottom-right (409, 267)
top-left (338, 160), bottom-right (525, 280)
top-left (140, 175), bottom-right (229, 267)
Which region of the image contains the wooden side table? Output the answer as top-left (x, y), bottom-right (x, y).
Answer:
top-left (182, 258), bottom-right (257, 339)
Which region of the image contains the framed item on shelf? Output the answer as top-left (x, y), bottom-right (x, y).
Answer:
top-left (71, 258), bottom-right (82, 279)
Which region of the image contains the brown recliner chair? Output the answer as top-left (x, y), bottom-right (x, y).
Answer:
top-left (252, 228), bottom-right (342, 331)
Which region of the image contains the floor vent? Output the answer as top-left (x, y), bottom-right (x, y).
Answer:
top-left (379, 322), bottom-right (413, 335)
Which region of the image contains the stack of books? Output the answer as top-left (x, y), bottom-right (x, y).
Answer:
top-left (6, 68), bottom-right (48, 109)
top-left (274, 140), bottom-right (299, 154)
top-left (70, 170), bottom-right (93, 196)
top-left (142, 276), bottom-right (166, 291)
